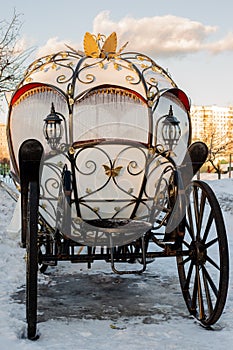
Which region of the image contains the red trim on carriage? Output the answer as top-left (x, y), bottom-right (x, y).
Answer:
top-left (169, 88), bottom-right (190, 111)
top-left (10, 83), bottom-right (45, 106)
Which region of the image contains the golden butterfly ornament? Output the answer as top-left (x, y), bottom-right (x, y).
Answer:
top-left (102, 165), bottom-right (123, 178)
top-left (83, 32), bottom-right (128, 59)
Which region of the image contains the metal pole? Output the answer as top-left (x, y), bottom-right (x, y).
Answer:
top-left (229, 154), bottom-right (232, 179)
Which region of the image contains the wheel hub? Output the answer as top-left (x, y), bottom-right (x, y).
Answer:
top-left (189, 240), bottom-right (207, 265)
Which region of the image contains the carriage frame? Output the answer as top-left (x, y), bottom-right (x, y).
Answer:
top-left (6, 32), bottom-right (229, 339)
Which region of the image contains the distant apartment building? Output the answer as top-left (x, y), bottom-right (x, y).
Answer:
top-left (190, 105), bottom-right (233, 154)
top-left (0, 123), bottom-right (9, 160)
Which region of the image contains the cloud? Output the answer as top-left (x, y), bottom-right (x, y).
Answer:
top-left (14, 37), bottom-right (29, 53)
top-left (92, 11), bottom-right (232, 56)
top-left (206, 32), bottom-right (233, 53)
top-left (35, 37), bottom-right (81, 58)
top-left (35, 12), bottom-right (233, 59)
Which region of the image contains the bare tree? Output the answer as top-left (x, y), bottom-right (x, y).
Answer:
top-left (205, 132), bottom-right (233, 179)
top-left (0, 10), bottom-right (32, 94)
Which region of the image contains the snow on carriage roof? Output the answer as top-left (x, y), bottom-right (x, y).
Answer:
top-left (11, 32), bottom-right (190, 111)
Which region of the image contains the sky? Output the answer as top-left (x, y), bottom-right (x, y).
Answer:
top-left (1, 0), bottom-right (233, 120)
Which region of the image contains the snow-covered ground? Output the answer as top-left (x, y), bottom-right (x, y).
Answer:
top-left (0, 173), bottom-right (233, 350)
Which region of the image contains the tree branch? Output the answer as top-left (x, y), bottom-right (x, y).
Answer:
top-left (0, 10), bottom-right (32, 94)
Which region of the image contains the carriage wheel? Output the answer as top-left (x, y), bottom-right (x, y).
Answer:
top-left (26, 181), bottom-right (39, 340)
top-left (177, 180), bottom-right (229, 326)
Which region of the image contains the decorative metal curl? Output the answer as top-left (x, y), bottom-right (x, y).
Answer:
top-left (113, 145), bottom-right (147, 176)
top-left (125, 75), bottom-right (141, 86)
top-left (127, 160), bottom-right (141, 175)
top-left (76, 57), bottom-right (105, 84)
top-left (74, 146), bottom-right (111, 175)
top-left (22, 50), bottom-right (82, 86)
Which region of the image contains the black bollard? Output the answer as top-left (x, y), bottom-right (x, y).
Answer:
top-left (18, 139), bottom-right (44, 340)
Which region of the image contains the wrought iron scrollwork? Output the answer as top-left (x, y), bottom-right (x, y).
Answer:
top-left (19, 44), bottom-right (177, 111)
top-left (68, 142), bottom-right (175, 223)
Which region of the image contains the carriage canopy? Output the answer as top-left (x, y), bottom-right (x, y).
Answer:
top-left (7, 31), bottom-right (191, 178)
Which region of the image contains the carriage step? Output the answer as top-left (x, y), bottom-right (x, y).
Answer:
top-left (110, 237), bottom-right (147, 275)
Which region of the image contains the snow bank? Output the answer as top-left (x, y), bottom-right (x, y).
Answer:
top-left (0, 176), bottom-right (233, 349)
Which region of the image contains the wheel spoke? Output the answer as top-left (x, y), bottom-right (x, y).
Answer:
top-left (206, 254), bottom-right (220, 271)
top-left (184, 260), bottom-right (194, 290)
top-left (197, 191), bottom-right (207, 236)
top-left (180, 255), bottom-right (192, 266)
top-left (182, 239), bottom-right (191, 249)
top-left (202, 210), bottom-right (214, 243)
top-left (202, 265), bottom-right (218, 297)
top-left (191, 267), bottom-right (198, 311)
top-left (193, 187), bottom-right (200, 235)
top-left (202, 267), bottom-right (214, 315)
top-left (184, 219), bottom-right (192, 236)
top-left (196, 265), bottom-right (205, 320)
top-left (187, 203), bottom-right (195, 240)
top-left (205, 237), bottom-right (218, 249)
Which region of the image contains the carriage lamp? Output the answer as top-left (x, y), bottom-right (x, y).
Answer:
top-left (161, 105), bottom-right (181, 150)
top-left (43, 102), bottom-right (64, 149)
